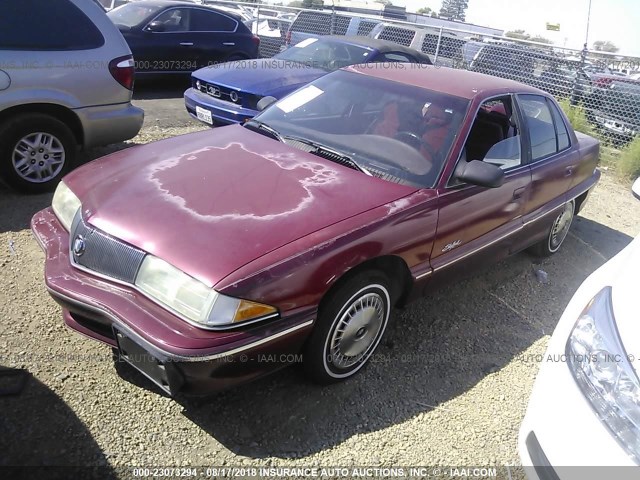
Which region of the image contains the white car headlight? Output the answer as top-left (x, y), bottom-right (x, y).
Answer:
top-left (567, 287), bottom-right (640, 462)
top-left (51, 181), bottom-right (81, 231)
top-left (134, 255), bottom-right (277, 329)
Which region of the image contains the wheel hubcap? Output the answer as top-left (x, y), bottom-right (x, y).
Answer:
top-left (12, 132), bottom-right (65, 183)
top-left (549, 203), bottom-right (573, 251)
top-left (329, 292), bottom-right (385, 369)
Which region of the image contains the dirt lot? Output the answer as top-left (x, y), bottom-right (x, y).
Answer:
top-left (1, 83), bottom-right (640, 478)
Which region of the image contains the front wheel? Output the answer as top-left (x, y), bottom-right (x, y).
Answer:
top-left (303, 271), bottom-right (393, 384)
top-left (530, 200), bottom-right (575, 257)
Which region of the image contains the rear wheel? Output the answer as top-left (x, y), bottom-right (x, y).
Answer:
top-left (303, 270), bottom-right (393, 384)
top-left (530, 200), bottom-right (575, 257)
top-left (0, 114), bottom-right (76, 193)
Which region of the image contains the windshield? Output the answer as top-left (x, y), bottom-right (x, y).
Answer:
top-left (251, 69), bottom-right (469, 188)
top-left (275, 38), bottom-right (373, 72)
top-left (107, 3), bottom-right (159, 28)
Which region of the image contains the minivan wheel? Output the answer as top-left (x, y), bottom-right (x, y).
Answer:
top-left (303, 270), bottom-right (392, 384)
top-left (530, 200), bottom-right (575, 257)
top-left (0, 114), bottom-right (76, 193)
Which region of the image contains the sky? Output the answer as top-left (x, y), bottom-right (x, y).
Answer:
top-left (399, 0), bottom-right (640, 56)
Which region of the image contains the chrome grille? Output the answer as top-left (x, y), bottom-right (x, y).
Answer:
top-left (69, 214), bottom-right (145, 284)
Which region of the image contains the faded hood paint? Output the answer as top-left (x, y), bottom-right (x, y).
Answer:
top-left (63, 125), bottom-right (416, 287)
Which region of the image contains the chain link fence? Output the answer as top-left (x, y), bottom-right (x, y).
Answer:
top-left (205, 0), bottom-right (640, 158)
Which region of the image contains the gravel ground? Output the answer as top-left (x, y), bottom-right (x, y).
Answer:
top-left (1, 115), bottom-right (640, 479)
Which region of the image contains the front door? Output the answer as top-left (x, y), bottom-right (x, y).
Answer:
top-left (430, 95), bottom-right (532, 284)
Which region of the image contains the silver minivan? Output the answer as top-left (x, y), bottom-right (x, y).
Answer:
top-left (0, 0), bottom-right (144, 192)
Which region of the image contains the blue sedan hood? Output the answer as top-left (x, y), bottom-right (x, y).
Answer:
top-left (192, 59), bottom-right (328, 97)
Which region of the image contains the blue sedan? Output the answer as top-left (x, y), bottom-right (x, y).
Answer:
top-left (184, 36), bottom-right (432, 126)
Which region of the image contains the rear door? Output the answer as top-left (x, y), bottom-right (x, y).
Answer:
top-left (516, 94), bottom-right (580, 247)
top-left (188, 8), bottom-right (242, 67)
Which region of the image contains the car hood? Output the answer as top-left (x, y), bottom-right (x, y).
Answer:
top-left (64, 125), bottom-right (415, 288)
top-left (193, 59), bottom-right (327, 95)
top-left (610, 234), bottom-right (640, 369)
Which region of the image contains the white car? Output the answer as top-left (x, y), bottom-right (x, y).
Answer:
top-left (519, 178), bottom-right (640, 478)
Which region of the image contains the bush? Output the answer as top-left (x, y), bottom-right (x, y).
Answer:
top-left (558, 98), bottom-right (596, 137)
top-left (617, 136), bottom-right (640, 181)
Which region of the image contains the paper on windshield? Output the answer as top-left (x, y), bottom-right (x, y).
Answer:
top-left (276, 85), bottom-right (324, 113)
top-left (294, 38), bottom-right (318, 48)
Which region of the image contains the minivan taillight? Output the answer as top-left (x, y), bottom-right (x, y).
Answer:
top-left (109, 55), bottom-right (135, 90)
top-left (252, 35), bottom-right (261, 47)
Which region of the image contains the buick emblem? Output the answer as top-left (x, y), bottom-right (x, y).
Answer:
top-left (73, 235), bottom-right (86, 257)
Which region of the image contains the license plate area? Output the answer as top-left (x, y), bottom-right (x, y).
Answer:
top-left (114, 328), bottom-right (183, 395)
top-left (196, 105), bottom-right (213, 124)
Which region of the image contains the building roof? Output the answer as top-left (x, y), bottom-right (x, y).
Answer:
top-left (346, 63), bottom-right (546, 99)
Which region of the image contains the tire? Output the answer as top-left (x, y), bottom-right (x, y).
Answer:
top-left (529, 200), bottom-right (575, 257)
top-left (303, 270), bottom-right (393, 384)
top-left (0, 113), bottom-right (76, 193)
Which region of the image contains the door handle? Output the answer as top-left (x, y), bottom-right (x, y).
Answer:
top-left (180, 42), bottom-right (194, 47)
top-left (565, 165), bottom-right (576, 177)
top-left (222, 42), bottom-right (235, 46)
top-left (513, 186), bottom-right (527, 200)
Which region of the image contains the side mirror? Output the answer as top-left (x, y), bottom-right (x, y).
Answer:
top-left (145, 21), bottom-right (165, 32)
top-left (455, 160), bottom-right (505, 188)
top-left (633, 177), bottom-right (640, 200)
top-left (257, 96), bottom-right (277, 111)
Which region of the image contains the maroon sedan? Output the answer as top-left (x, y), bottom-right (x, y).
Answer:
top-left (32, 64), bottom-right (600, 396)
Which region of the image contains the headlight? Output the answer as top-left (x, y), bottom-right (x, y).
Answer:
top-left (567, 287), bottom-right (640, 462)
top-left (134, 255), bottom-right (277, 329)
top-left (51, 181), bottom-right (81, 231)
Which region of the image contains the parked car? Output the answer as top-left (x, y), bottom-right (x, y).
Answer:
top-left (285, 10), bottom-right (383, 47)
top-left (519, 179), bottom-right (640, 476)
top-left (185, 36), bottom-right (432, 126)
top-left (32, 65), bottom-right (600, 396)
top-left (0, 0), bottom-right (143, 193)
top-left (107, 0), bottom-right (259, 75)
top-left (99, 0), bottom-right (203, 11)
top-left (246, 16), bottom-right (292, 58)
top-left (590, 81), bottom-right (640, 145)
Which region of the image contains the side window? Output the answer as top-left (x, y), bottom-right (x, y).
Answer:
top-left (462, 97), bottom-right (522, 171)
top-left (378, 52), bottom-right (415, 63)
top-left (190, 9), bottom-right (237, 32)
top-left (549, 99), bottom-right (571, 151)
top-left (152, 8), bottom-right (190, 32)
top-left (0, 0), bottom-right (104, 51)
top-left (519, 95), bottom-right (559, 160)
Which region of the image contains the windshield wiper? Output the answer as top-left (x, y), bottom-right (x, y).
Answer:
top-left (283, 137), bottom-right (371, 175)
top-left (244, 119), bottom-right (283, 142)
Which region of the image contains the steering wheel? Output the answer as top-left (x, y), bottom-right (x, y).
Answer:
top-left (394, 131), bottom-right (439, 162)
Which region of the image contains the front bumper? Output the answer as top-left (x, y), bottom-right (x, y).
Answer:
top-left (184, 87), bottom-right (258, 125)
top-left (31, 208), bottom-right (315, 396)
top-left (74, 102), bottom-right (144, 148)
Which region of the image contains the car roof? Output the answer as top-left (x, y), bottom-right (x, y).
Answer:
top-left (130, 0), bottom-right (245, 21)
top-left (345, 64), bottom-right (546, 99)
top-left (326, 35), bottom-right (430, 59)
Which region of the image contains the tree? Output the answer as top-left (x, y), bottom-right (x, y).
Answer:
top-left (505, 29), bottom-right (529, 41)
top-left (530, 35), bottom-right (553, 45)
top-left (439, 0), bottom-right (468, 21)
top-left (417, 7), bottom-right (434, 15)
top-left (375, 0), bottom-right (392, 5)
top-left (593, 40), bottom-right (619, 53)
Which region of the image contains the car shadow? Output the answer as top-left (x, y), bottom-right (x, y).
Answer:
top-left (0, 366), bottom-right (117, 478)
top-left (167, 217), bottom-right (632, 459)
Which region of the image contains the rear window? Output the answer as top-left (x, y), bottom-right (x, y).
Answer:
top-left (0, 0), bottom-right (105, 51)
top-left (377, 26), bottom-right (415, 47)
